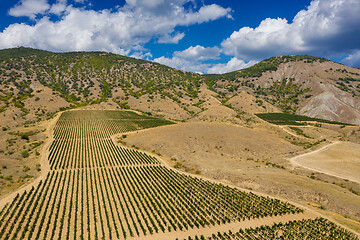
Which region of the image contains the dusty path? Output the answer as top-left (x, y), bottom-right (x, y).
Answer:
top-left (290, 141), bottom-right (360, 184)
top-left (0, 113), bottom-right (60, 210)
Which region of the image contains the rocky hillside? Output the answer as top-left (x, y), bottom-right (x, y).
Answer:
top-left (0, 47), bottom-right (359, 126)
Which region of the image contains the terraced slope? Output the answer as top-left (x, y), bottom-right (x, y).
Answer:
top-left (0, 110), bottom-right (355, 240)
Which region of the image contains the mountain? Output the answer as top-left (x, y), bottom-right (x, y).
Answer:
top-left (0, 47), bottom-right (359, 126)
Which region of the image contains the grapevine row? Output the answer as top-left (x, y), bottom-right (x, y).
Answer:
top-left (183, 218), bottom-right (359, 240)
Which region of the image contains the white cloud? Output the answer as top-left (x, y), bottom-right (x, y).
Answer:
top-left (207, 57), bottom-right (257, 74)
top-left (174, 45), bottom-right (220, 61)
top-left (157, 32), bottom-right (185, 44)
top-left (153, 45), bottom-right (257, 74)
top-left (183, 4), bottom-right (232, 24)
top-left (154, 45), bottom-right (221, 73)
top-left (221, 0), bottom-right (360, 61)
top-left (342, 50), bottom-right (360, 68)
top-left (154, 56), bottom-right (211, 74)
top-left (9, 0), bottom-right (50, 19)
top-left (1, 1), bottom-right (231, 55)
top-left (130, 51), bottom-right (153, 60)
top-left (49, 0), bottom-right (68, 15)
top-left (153, 45), bottom-right (259, 74)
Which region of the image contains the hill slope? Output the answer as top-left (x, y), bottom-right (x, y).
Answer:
top-left (0, 47), bottom-right (359, 125)
top-left (205, 56), bottom-right (360, 124)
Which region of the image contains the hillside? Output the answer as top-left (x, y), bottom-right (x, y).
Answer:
top-left (0, 47), bottom-right (359, 127)
top-left (205, 56), bottom-right (360, 125)
top-left (1, 49), bottom-right (359, 191)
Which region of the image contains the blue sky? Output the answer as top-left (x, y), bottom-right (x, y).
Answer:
top-left (0, 0), bottom-right (360, 73)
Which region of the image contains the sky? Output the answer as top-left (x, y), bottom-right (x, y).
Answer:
top-left (0, 0), bottom-right (360, 74)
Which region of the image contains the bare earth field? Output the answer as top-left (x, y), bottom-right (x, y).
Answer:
top-left (123, 121), bottom-right (301, 171)
top-left (291, 141), bottom-right (360, 184)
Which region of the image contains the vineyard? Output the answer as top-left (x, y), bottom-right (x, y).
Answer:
top-left (49, 111), bottom-right (170, 169)
top-left (255, 113), bottom-right (353, 126)
top-left (184, 218), bottom-right (359, 240)
top-left (0, 110), bottom-right (356, 239)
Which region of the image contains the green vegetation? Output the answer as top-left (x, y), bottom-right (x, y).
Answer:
top-left (0, 47), bottom-right (201, 107)
top-left (8, 131), bottom-right (37, 140)
top-left (290, 139), bottom-right (326, 150)
top-left (256, 113), bottom-right (354, 126)
top-left (21, 150), bottom-right (29, 158)
top-left (185, 218), bottom-right (359, 240)
top-left (50, 110), bottom-right (173, 169)
top-left (289, 126), bottom-right (311, 138)
top-left (0, 47), bottom-right (52, 61)
top-left (255, 78), bottom-right (310, 112)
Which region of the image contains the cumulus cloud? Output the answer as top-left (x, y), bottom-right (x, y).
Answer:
top-left (342, 50), bottom-right (360, 68)
top-left (8, 0), bottom-right (50, 19)
top-left (174, 45), bottom-right (220, 61)
top-left (221, 0), bottom-right (360, 61)
top-left (207, 58), bottom-right (257, 74)
top-left (154, 45), bottom-right (221, 73)
top-left (49, 0), bottom-right (68, 15)
top-left (1, 1), bottom-right (231, 55)
top-left (154, 56), bottom-right (210, 74)
top-left (157, 32), bottom-right (185, 44)
top-left (154, 45), bottom-right (258, 74)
